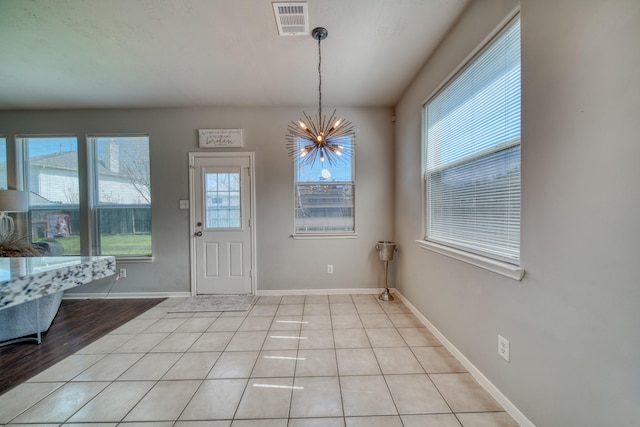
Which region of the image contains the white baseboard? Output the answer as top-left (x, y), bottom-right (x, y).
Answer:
top-left (64, 289), bottom-right (386, 299)
top-left (257, 288), bottom-right (387, 296)
top-left (63, 291), bottom-right (191, 300)
top-left (393, 290), bottom-right (534, 427)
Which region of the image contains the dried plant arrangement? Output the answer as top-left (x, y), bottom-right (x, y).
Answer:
top-left (0, 232), bottom-right (41, 257)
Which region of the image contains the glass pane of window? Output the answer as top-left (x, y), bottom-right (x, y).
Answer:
top-left (296, 183), bottom-right (354, 232)
top-left (429, 146), bottom-right (521, 260)
top-left (21, 136), bottom-right (80, 255)
top-left (426, 19), bottom-right (521, 171)
top-left (205, 172), bottom-right (241, 229)
top-left (0, 137), bottom-right (7, 190)
top-left (91, 136), bottom-right (152, 256)
top-left (295, 136), bottom-right (355, 233)
top-left (296, 151), bottom-right (353, 182)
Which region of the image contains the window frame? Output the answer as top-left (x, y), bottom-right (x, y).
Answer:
top-left (291, 135), bottom-right (357, 239)
top-left (88, 134), bottom-right (153, 260)
top-left (14, 133), bottom-right (153, 261)
top-left (18, 134), bottom-right (82, 255)
top-left (0, 136), bottom-right (7, 190)
top-left (418, 11), bottom-right (524, 281)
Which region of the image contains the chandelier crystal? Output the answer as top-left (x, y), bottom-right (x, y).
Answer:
top-left (286, 27), bottom-right (354, 166)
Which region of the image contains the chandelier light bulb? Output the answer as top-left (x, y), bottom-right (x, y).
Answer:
top-left (332, 119), bottom-right (341, 130)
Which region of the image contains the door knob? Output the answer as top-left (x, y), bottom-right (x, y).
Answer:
top-left (195, 231), bottom-right (203, 237)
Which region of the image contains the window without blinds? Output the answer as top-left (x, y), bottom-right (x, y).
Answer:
top-left (424, 16), bottom-right (521, 263)
top-left (294, 136), bottom-right (355, 234)
top-left (20, 135), bottom-right (81, 255)
top-left (90, 135), bottom-right (152, 257)
top-left (0, 137), bottom-right (7, 190)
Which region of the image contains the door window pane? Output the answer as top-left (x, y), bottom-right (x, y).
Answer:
top-left (205, 172), bottom-right (241, 229)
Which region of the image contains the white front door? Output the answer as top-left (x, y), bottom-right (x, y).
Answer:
top-left (190, 153), bottom-right (255, 295)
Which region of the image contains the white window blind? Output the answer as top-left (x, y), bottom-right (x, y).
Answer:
top-left (424, 17), bottom-right (521, 263)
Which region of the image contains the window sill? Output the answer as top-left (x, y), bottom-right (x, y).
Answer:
top-left (291, 233), bottom-right (358, 240)
top-left (114, 256), bottom-right (154, 263)
top-left (416, 240), bottom-right (524, 281)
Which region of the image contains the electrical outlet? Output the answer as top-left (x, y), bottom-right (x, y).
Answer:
top-left (327, 264), bottom-right (333, 274)
top-left (498, 335), bottom-right (510, 362)
top-left (119, 268), bottom-right (127, 279)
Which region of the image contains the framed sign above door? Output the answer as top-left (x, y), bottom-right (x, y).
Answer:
top-left (198, 129), bottom-right (244, 148)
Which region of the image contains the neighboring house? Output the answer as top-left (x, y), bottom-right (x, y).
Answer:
top-left (27, 144), bottom-right (150, 239)
top-left (28, 147), bottom-right (149, 206)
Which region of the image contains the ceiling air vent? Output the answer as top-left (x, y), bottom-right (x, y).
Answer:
top-left (272, 2), bottom-right (309, 36)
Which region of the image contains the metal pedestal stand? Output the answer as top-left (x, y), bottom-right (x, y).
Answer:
top-left (375, 241), bottom-right (397, 302)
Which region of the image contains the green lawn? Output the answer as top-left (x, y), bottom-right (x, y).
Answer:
top-left (49, 234), bottom-right (152, 256)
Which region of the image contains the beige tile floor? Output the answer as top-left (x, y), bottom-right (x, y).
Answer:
top-left (0, 294), bottom-right (519, 426)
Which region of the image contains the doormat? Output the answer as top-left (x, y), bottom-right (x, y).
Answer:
top-left (168, 295), bottom-right (257, 313)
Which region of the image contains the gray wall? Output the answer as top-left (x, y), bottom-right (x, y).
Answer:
top-left (394, 0), bottom-right (640, 425)
top-left (0, 106), bottom-right (394, 294)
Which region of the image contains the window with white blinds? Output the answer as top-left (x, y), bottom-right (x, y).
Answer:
top-left (424, 16), bottom-right (521, 263)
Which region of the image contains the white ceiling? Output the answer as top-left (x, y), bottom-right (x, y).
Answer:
top-left (0, 0), bottom-right (469, 110)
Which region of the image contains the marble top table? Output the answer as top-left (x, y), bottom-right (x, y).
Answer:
top-left (0, 256), bottom-right (116, 310)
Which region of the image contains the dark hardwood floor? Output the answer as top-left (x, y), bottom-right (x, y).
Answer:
top-left (0, 298), bottom-right (164, 396)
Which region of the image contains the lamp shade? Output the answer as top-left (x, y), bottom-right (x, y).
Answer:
top-left (0, 190), bottom-right (29, 212)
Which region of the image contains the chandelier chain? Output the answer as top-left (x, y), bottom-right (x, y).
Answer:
top-left (318, 35), bottom-right (322, 119)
